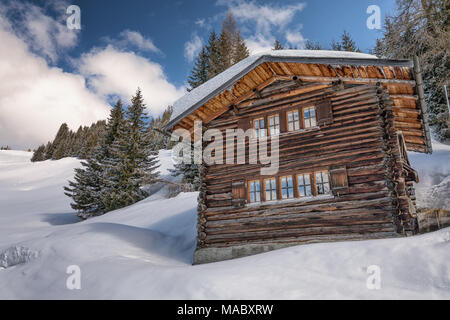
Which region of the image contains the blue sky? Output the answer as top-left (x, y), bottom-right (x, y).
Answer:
top-left (66, 0), bottom-right (395, 86)
top-left (0, 0), bottom-right (397, 148)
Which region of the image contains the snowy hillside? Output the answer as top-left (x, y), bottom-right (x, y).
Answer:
top-left (0, 148), bottom-right (449, 299)
top-left (410, 141), bottom-right (450, 210)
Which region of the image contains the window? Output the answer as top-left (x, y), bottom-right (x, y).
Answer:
top-left (287, 110), bottom-right (300, 131)
top-left (249, 180), bottom-right (261, 203)
top-left (297, 173), bottom-right (312, 197)
top-left (303, 107), bottom-right (317, 128)
top-left (280, 176), bottom-right (294, 199)
top-left (268, 114), bottom-right (280, 136)
top-left (315, 171), bottom-right (330, 195)
top-left (253, 118), bottom-right (266, 138)
top-left (264, 178), bottom-right (277, 201)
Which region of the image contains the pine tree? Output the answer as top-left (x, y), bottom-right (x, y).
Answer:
top-left (31, 144), bottom-right (46, 162)
top-left (44, 141), bottom-right (53, 160)
top-left (206, 30), bottom-right (222, 79)
top-left (305, 40), bottom-right (323, 50)
top-left (232, 32), bottom-right (250, 64)
top-left (64, 100), bottom-right (124, 218)
top-left (273, 39), bottom-right (284, 50)
top-left (147, 105), bottom-right (173, 151)
top-left (51, 123), bottom-right (70, 159)
top-left (332, 30), bottom-right (360, 52)
top-left (170, 161), bottom-right (201, 190)
top-left (102, 89), bottom-right (159, 212)
top-left (188, 47), bottom-right (209, 90)
top-left (64, 157), bottom-right (105, 219)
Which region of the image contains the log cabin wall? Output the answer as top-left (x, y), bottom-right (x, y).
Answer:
top-left (196, 81), bottom-right (419, 259)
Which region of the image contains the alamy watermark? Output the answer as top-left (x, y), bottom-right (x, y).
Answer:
top-left (366, 265), bottom-right (381, 290)
top-left (66, 265), bottom-right (81, 290)
top-left (171, 121), bottom-right (279, 175)
top-left (66, 5), bottom-right (81, 30)
top-left (366, 5), bottom-right (381, 30)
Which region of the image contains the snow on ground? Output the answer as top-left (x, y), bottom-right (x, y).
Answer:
top-left (0, 147), bottom-right (449, 299)
top-left (410, 140), bottom-right (450, 210)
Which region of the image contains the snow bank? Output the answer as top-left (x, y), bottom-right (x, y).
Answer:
top-left (0, 246), bottom-right (38, 269)
top-left (0, 149), bottom-right (449, 299)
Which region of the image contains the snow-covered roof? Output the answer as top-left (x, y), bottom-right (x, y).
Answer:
top-left (167, 50), bottom-right (412, 129)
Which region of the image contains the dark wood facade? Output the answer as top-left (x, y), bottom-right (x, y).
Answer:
top-left (165, 54), bottom-right (431, 264)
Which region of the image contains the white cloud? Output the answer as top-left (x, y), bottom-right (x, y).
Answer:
top-left (184, 34), bottom-right (203, 62)
top-left (195, 18), bottom-right (206, 28)
top-left (216, 0), bottom-right (306, 54)
top-left (0, 17), bottom-right (109, 149)
top-left (245, 34), bottom-right (275, 54)
top-left (106, 30), bottom-right (161, 53)
top-left (77, 45), bottom-right (185, 117)
top-left (0, 2), bottom-right (183, 149)
top-left (1, 0), bottom-right (78, 63)
top-left (226, 1), bottom-right (306, 35)
top-left (285, 29), bottom-right (306, 49)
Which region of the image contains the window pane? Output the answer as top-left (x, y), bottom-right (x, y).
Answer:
top-left (304, 109), bottom-right (309, 119)
top-left (299, 186), bottom-right (305, 197)
top-left (255, 181), bottom-right (260, 191)
top-left (316, 172), bottom-right (323, 183)
top-left (317, 184), bottom-right (324, 194)
top-left (255, 192), bottom-right (261, 202)
top-left (287, 177), bottom-right (293, 187)
top-left (323, 183), bottom-right (330, 194)
top-left (305, 185), bottom-right (312, 197)
top-left (304, 174), bottom-right (310, 185)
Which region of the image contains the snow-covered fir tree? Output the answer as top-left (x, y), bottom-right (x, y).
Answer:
top-left (64, 100), bottom-right (124, 218)
top-left (102, 89), bottom-right (160, 212)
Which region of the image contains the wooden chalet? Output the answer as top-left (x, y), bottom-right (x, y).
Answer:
top-left (164, 50), bottom-right (432, 264)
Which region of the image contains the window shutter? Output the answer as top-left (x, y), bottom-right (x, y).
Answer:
top-left (231, 180), bottom-right (246, 208)
top-left (330, 165), bottom-right (349, 195)
top-left (316, 98), bottom-right (333, 126)
top-left (238, 117), bottom-right (251, 132)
